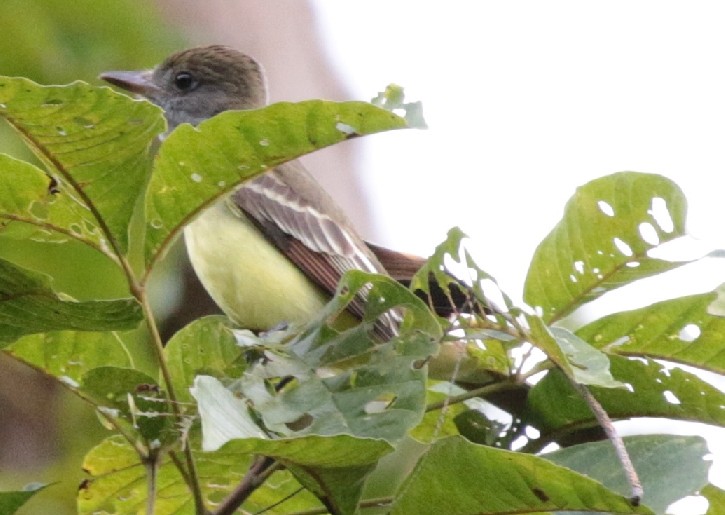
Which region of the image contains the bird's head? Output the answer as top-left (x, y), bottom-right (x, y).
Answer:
top-left (100, 45), bottom-right (267, 130)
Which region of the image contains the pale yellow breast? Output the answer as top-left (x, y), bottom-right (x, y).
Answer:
top-left (183, 198), bottom-right (329, 330)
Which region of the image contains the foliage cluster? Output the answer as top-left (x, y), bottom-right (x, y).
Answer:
top-left (0, 78), bottom-right (722, 514)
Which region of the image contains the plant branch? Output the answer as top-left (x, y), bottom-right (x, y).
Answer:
top-left (574, 382), bottom-right (643, 505)
top-left (214, 456), bottom-right (279, 515)
top-left (144, 455), bottom-right (158, 515)
top-left (135, 290), bottom-right (207, 513)
top-left (425, 381), bottom-right (519, 412)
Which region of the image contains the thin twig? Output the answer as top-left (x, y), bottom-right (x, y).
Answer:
top-left (144, 455), bottom-right (158, 515)
top-left (425, 381), bottom-right (518, 412)
top-left (214, 456), bottom-right (280, 515)
top-left (168, 450), bottom-right (194, 491)
top-left (136, 292), bottom-right (207, 513)
top-left (574, 383), bottom-right (643, 505)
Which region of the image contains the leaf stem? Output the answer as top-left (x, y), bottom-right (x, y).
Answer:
top-left (574, 382), bottom-right (643, 505)
top-left (135, 288), bottom-right (207, 513)
top-left (425, 381), bottom-right (519, 412)
top-left (144, 455), bottom-right (158, 515)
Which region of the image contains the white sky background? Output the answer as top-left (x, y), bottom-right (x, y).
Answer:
top-left (313, 2), bottom-right (724, 512)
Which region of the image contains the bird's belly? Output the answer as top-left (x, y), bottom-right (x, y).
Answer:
top-left (183, 200), bottom-right (328, 330)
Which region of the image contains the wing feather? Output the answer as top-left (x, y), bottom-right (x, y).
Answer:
top-left (231, 161), bottom-right (399, 338)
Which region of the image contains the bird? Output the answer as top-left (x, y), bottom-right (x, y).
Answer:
top-left (100, 45), bottom-right (435, 339)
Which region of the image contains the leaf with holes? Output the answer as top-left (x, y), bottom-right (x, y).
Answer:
top-left (524, 172), bottom-right (689, 323)
top-left (0, 154), bottom-right (113, 254)
top-left (526, 355), bottom-right (725, 434)
top-left (546, 435), bottom-right (710, 515)
top-left (80, 367), bottom-right (173, 444)
top-left (233, 271), bottom-right (439, 443)
top-left (145, 100), bottom-right (407, 268)
top-left (0, 77), bottom-right (164, 255)
top-left (578, 291), bottom-right (725, 374)
top-left (189, 382), bottom-right (392, 515)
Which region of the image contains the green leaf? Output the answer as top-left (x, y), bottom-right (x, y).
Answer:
top-left (144, 100), bottom-right (407, 268)
top-left (186, 272), bottom-right (436, 512)
top-left (524, 172), bottom-right (689, 323)
top-left (409, 227), bottom-right (522, 382)
top-left (548, 326), bottom-right (624, 388)
top-left (0, 77), bottom-right (164, 255)
top-left (0, 483), bottom-right (47, 515)
top-left (220, 434), bottom-right (391, 515)
top-left (371, 84), bottom-right (427, 129)
top-left (527, 317), bottom-right (622, 388)
top-left (0, 257), bottom-right (141, 346)
top-left (411, 226), bottom-right (521, 318)
top-left (79, 435), bottom-right (186, 515)
top-left (221, 434), bottom-right (392, 470)
top-left (0, 154), bottom-right (114, 254)
top-left (6, 330), bottom-right (132, 383)
top-left (80, 367), bottom-right (172, 444)
top-left (527, 355), bottom-right (725, 433)
top-left (190, 375), bottom-right (268, 449)
top-left (546, 435), bottom-right (710, 515)
top-left (391, 436), bottom-right (652, 514)
top-left (233, 271), bottom-right (439, 443)
top-left (578, 291), bottom-right (725, 374)
top-left (410, 383), bottom-right (469, 443)
top-left (703, 484), bottom-right (725, 515)
top-left (287, 463), bottom-right (375, 515)
top-left (78, 435), bottom-right (326, 514)
top-left (165, 315), bottom-right (245, 403)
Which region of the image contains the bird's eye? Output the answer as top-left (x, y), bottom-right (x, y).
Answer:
top-left (174, 71), bottom-right (196, 91)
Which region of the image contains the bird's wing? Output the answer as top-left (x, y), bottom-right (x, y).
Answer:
top-left (230, 161), bottom-right (399, 338)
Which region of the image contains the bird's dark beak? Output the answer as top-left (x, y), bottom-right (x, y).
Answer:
top-left (99, 69), bottom-right (159, 98)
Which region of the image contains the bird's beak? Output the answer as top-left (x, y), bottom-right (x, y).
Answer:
top-left (99, 69), bottom-right (159, 98)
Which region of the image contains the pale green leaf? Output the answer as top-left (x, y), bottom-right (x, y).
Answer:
top-left (578, 291), bottom-right (725, 374)
top-left (0, 154), bottom-right (116, 254)
top-left (525, 172), bottom-right (689, 323)
top-left (392, 436), bottom-right (652, 514)
top-left (0, 77), bottom-right (164, 255)
top-left (6, 330), bottom-right (132, 383)
top-left (0, 257), bottom-right (141, 345)
top-left (145, 100), bottom-right (406, 268)
top-left (80, 367), bottom-right (173, 443)
top-left (164, 315), bottom-right (244, 403)
top-left (371, 84), bottom-right (427, 129)
top-left (549, 326), bottom-right (624, 388)
top-left (527, 356), bottom-right (725, 433)
top-left (546, 435), bottom-right (710, 515)
top-left (410, 383), bottom-right (468, 443)
top-left (190, 375), bottom-right (267, 451)
top-left (237, 271), bottom-right (439, 443)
